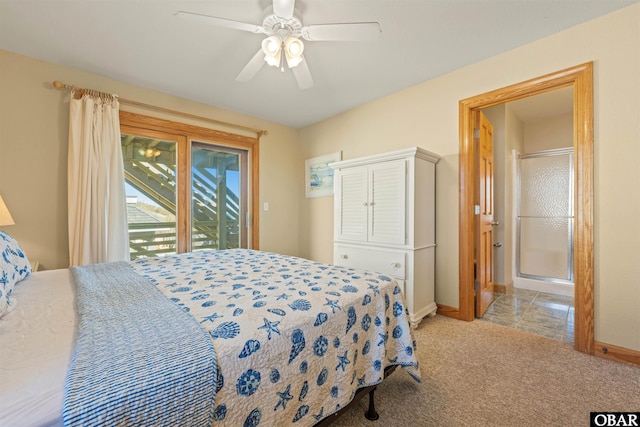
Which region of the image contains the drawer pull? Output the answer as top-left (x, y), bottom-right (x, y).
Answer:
top-left (391, 262), bottom-right (401, 269)
top-left (341, 254), bottom-right (349, 260)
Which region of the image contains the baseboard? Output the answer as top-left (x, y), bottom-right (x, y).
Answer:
top-left (594, 340), bottom-right (640, 367)
top-left (436, 304), bottom-right (464, 320)
top-left (494, 282), bottom-right (514, 295)
top-left (494, 283), bottom-right (507, 294)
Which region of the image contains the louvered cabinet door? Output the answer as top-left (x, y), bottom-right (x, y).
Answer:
top-left (368, 160), bottom-right (406, 245)
top-left (335, 166), bottom-right (368, 242)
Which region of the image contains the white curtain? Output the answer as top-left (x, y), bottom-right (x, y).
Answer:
top-left (67, 90), bottom-right (129, 266)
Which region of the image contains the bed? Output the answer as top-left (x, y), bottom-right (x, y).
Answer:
top-left (1, 247), bottom-right (421, 427)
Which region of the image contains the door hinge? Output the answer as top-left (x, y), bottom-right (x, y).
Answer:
top-left (474, 128), bottom-right (480, 139)
top-left (474, 204), bottom-right (481, 215)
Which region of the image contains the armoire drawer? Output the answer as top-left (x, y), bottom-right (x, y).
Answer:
top-left (334, 244), bottom-right (406, 280)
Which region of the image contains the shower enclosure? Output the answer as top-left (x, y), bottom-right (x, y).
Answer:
top-left (515, 148), bottom-right (574, 295)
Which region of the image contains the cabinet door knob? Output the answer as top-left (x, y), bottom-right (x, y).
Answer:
top-left (391, 262), bottom-right (401, 269)
top-left (362, 202), bottom-right (368, 206)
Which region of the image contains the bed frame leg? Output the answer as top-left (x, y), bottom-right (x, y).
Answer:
top-left (364, 387), bottom-right (379, 421)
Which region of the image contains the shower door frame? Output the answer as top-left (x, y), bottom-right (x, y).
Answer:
top-left (516, 148), bottom-right (575, 285)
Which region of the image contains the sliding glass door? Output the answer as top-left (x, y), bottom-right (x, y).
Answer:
top-left (121, 131), bottom-right (181, 259)
top-left (191, 143), bottom-right (248, 251)
top-left (121, 128), bottom-right (249, 260)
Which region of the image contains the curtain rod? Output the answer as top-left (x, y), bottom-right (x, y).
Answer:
top-left (52, 81), bottom-right (268, 138)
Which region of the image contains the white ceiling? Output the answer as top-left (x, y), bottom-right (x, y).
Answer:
top-left (0, 0), bottom-right (636, 128)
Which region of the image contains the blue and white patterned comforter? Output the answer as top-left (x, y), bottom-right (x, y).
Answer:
top-left (131, 249), bottom-right (421, 426)
top-left (65, 249), bottom-right (420, 426)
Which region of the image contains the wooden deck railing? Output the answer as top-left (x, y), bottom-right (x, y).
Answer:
top-left (128, 221), bottom-right (239, 259)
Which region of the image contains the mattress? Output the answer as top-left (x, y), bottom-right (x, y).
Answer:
top-left (0, 269), bottom-right (75, 427)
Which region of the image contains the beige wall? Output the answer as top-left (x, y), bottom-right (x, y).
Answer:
top-left (0, 49), bottom-right (301, 270)
top-left (525, 113), bottom-right (573, 152)
top-left (298, 4), bottom-right (640, 350)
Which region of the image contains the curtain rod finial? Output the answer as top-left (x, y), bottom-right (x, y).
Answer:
top-left (52, 80), bottom-right (66, 89)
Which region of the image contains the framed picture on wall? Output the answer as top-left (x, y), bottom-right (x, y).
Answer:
top-left (305, 152), bottom-right (342, 198)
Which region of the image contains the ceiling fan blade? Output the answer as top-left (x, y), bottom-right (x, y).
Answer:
top-left (292, 57), bottom-right (314, 90)
top-left (301, 22), bottom-right (381, 41)
top-left (175, 11), bottom-right (265, 34)
top-left (235, 49), bottom-right (266, 82)
top-left (272, 0), bottom-right (295, 20)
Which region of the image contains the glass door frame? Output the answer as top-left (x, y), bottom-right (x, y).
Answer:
top-left (121, 126), bottom-right (189, 256)
top-left (191, 141), bottom-right (249, 251)
top-left (120, 111), bottom-right (260, 255)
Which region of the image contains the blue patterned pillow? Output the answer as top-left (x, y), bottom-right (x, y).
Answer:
top-left (0, 230), bottom-right (31, 318)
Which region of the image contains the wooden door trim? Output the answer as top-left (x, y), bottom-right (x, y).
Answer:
top-left (457, 62), bottom-right (594, 355)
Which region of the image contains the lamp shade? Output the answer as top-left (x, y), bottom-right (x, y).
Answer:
top-left (284, 36), bottom-right (304, 68)
top-left (262, 36), bottom-right (282, 67)
top-left (0, 195), bottom-right (15, 226)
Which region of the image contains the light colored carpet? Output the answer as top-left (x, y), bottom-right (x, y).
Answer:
top-left (331, 315), bottom-right (640, 426)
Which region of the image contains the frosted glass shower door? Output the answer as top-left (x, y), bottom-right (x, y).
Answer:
top-left (517, 150), bottom-right (573, 283)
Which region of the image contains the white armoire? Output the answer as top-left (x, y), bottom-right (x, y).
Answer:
top-left (330, 147), bottom-right (439, 328)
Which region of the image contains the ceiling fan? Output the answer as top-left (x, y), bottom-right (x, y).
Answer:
top-left (176, 0), bottom-right (381, 90)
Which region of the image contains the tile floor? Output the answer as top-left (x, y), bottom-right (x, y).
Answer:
top-left (479, 288), bottom-right (574, 343)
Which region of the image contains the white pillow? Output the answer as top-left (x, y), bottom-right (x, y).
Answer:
top-left (0, 230), bottom-right (31, 318)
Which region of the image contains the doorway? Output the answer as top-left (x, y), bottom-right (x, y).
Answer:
top-left (457, 63), bottom-right (594, 355)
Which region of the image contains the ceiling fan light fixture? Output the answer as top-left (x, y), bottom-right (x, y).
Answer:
top-left (179, 0), bottom-right (381, 89)
top-left (262, 36), bottom-right (282, 67)
top-left (284, 36), bottom-right (304, 68)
